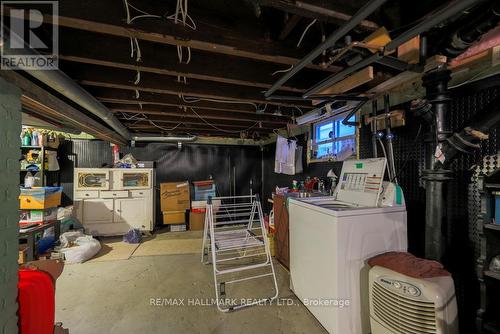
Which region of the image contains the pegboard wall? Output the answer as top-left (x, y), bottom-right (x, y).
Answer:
top-left (359, 81), bottom-right (499, 333)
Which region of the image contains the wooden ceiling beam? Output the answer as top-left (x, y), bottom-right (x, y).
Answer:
top-left (120, 118), bottom-right (277, 130)
top-left (126, 123), bottom-right (274, 133)
top-left (258, 1), bottom-right (379, 31)
top-left (57, 29), bottom-right (319, 92)
top-left (86, 87), bottom-right (267, 113)
top-left (3, 2), bottom-right (340, 71)
top-left (129, 128), bottom-right (253, 138)
top-left (111, 106), bottom-right (289, 124)
top-left (106, 102), bottom-right (291, 119)
top-left (62, 62), bottom-right (310, 108)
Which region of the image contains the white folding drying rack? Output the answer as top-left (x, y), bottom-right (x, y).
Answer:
top-left (201, 194), bottom-right (279, 312)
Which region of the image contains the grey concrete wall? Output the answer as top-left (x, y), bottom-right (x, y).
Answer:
top-left (0, 77), bottom-right (21, 333)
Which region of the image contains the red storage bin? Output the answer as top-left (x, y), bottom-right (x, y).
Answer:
top-left (18, 269), bottom-right (55, 334)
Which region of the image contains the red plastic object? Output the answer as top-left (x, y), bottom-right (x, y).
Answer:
top-left (18, 269), bottom-right (55, 334)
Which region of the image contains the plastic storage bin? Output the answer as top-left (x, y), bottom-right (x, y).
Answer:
top-left (19, 187), bottom-right (62, 209)
top-left (193, 181), bottom-right (216, 201)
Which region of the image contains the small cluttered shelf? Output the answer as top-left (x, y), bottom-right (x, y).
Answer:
top-left (477, 170), bottom-right (500, 333)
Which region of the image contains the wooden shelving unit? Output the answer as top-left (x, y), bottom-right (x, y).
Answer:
top-left (20, 146), bottom-right (60, 187)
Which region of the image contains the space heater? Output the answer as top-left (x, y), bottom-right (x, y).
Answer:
top-left (369, 265), bottom-right (459, 334)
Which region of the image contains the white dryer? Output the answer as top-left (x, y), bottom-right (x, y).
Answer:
top-left (288, 158), bottom-right (407, 334)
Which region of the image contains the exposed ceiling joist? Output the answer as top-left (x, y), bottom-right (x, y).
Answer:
top-left (87, 88), bottom-right (266, 113)
top-left (126, 123), bottom-right (274, 133)
top-left (259, 0), bottom-right (379, 31)
top-left (63, 63), bottom-right (311, 108)
top-left (57, 29), bottom-right (321, 93)
top-left (3, 3), bottom-right (340, 71)
top-left (111, 106), bottom-right (289, 124)
top-left (121, 118), bottom-right (277, 130)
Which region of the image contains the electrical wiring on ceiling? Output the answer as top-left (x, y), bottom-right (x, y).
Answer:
top-left (120, 112), bottom-right (184, 132)
top-left (272, 64), bottom-right (293, 76)
top-left (297, 18), bottom-right (317, 48)
top-left (168, 0), bottom-right (197, 84)
top-left (180, 94), bottom-right (259, 110)
top-left (123, 0), bottom-right (162, 24)
top-left (188, 107), bottom-right (260, 133)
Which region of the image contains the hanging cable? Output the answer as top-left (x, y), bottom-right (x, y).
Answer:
top-left (272, 64), bottom-right (293, 76)
top-left (181, 95), bottom-right (259, 110)
top-left (297, 19), bottom-right (317, 48)
top-left (123, 0), bottom-right (162, 24)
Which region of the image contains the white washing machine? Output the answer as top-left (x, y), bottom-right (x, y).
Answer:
top-left (288, 158), bottom-right (407, 334)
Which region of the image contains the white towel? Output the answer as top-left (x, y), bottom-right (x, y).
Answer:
top-left (275, 136), bottom-right (298, 175)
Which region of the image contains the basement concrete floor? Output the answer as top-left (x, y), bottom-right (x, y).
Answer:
top-left (55, 232), bottom-right (327, 334)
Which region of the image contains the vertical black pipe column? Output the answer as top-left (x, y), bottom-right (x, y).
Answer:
top-left (371, 100), bottom-right (378, 158)
top-left (421, 69), bottom-right (453, 262)
top-left (384, 95), bottom-right (397, 182)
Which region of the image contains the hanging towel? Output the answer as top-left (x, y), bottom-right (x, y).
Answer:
top-left (275, 136), bottom-right (298, 175)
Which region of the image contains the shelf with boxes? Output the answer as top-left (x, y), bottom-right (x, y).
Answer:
top-left (18, 186), bottom-right (63, 262)
top-left (160, 180), bottom-right (216, 232)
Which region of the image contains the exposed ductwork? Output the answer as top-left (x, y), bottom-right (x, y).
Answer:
top-left (131, 135), bottom-right (198, 142)
top-left (1, 25), bottom-right (131, 141)
top-left (444, 2), bottom-right (500, 57)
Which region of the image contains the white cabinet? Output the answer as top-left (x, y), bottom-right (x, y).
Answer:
top-left (114, 198), bottom-right (148, 230)
top-left (82, 198), bottom-right (114, 224)
top-left (74, 168), bottom-right (155, 236)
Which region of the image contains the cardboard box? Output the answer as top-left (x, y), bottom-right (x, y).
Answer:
top-left (19, 207), bottom-right (58, 223)
top-left (160, 182), bottom-right (190, 212)
top-left (170, 224), bottom-right (187, 232)
top-left (18, 245), bottom-right (29, 264)
top-left (189, 211), bottom-right (205, 231)
top-left (162, 210), bottom-right (186, 225)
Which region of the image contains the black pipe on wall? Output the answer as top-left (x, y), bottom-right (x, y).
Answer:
top-left (439, 97), bottom-right (500, 169)
top-left (420, 69), bottom-right (453, 262)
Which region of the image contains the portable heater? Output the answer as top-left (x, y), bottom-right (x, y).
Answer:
top-left (369, 265), bottom-right (459, 334)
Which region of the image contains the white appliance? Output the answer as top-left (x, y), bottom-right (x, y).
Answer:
top-left (369, 266), bottom-right (459, 334)
top-left (288, 158), bottom-right (407, 334)
top-left (73, 168), bottom-right (155, 236)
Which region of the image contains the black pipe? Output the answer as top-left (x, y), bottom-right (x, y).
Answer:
top-left (383, 95), bottom-right (397, 182)
top-left (423, 169), bottom-right (454, 261)
top-left (303, 0), bottom-right (484, 98)
top-left (438, 96), bottom-right (500, 168)
top-left (422, 70), bottom-right (453, 169)
top-left (385, 0), bottom-right (484, 52)
top-left (371, 100), bottom-right (378, 157)
top-left (421, 69), bottom-right (453, 262)
top-left (444, 2), bottom-right (500, 57)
